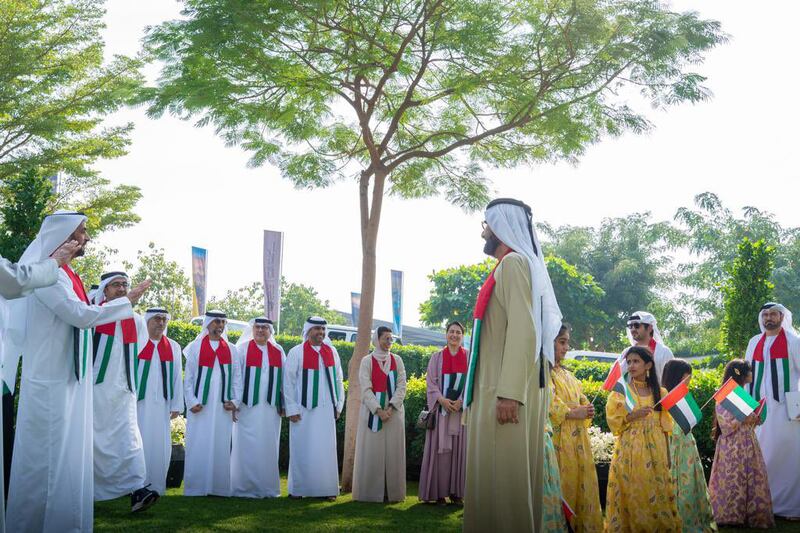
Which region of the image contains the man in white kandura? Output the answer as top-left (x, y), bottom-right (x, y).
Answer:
top-left (0, 225), bottom-right (79, 533)
top-left (6, 211), bottom-right (149, 532)
top-left (745, 303), bottom-right (800, 520)
top-left (183, 310), bottom-right (238, 496)
top-left (135, 307), bottom-right (183, 496)
top-left (231, 317), bottom-right (285, 498)
top-left (618, 311), bottom-right (674, 382)
top-left (92, 271), bottom-right (159, 511)
top-left (284, 317), bottom-right (345, 500)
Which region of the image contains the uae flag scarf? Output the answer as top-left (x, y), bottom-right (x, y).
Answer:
top-left (750, 328), bottom-right (791, 403)
top-left (93, 312), bottom-right (138, 391)
top-left (242, 340), bottom-right (283, 408)
top-left (193, 336), bottom-right (233, 405)
top-left (62, 265), bottom-right (92, 382)
top-left (440, 346), bottom-right (467, 414)
top-left (301, 340), bottom-right (338, 410)
top-left (367, 355), bottom-right (398, 432)
top-left (464, 252), bottom-right (509, 407)
top-left (135, 336), bottom-right (175, 401)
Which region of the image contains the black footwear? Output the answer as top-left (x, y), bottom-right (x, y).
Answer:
top-left (131, 485), bottom-right (160, 513)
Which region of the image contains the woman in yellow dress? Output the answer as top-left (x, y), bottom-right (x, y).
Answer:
top-left (550, 323), bottom-right (603, 532)
top-left (604, 346), bottom-right (681, 533)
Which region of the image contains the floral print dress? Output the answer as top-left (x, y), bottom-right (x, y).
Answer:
top-left (707, 404), bottom-right (774, 528)
top-left (543, 420), bottom-right (567, 533)
top-left (550, 366), bottom-right (603, 532)
top-left (669, 424), bottom-right (717, 532)
top-left (604, 386), bottom-right (682, 533)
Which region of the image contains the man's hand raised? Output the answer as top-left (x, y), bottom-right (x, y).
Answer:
top-left (51, 240), bottom-right (81, 267)
top-left (127, 280), bottom-right (152, 305)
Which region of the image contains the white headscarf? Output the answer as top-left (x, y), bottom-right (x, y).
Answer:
top-left (94, 271), bottom-right (129, 305)
top-left (237, 317), bottom-right (277, 347)
top-left (144, 307), bottom-right (170, 338)
top-left (302, 316), bottom-right (333, 347)
top-left (370, 327), bottom-right (394, 373)
top-left (192, 310), bottom-right (229, 343)
top-left (758, 302), bottom-right (796, 334)
top-left (626, 311), bottom-right (664, 345)
top-left (485, 200), bottom-right (562, 365)
top-left (8, 211), bottom-right (88, 345)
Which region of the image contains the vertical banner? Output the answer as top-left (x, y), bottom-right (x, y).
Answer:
top-left (390, 270), bottom-right (403, 339)
top-left (191, 246), bottom-right (208, 317)
top-left (350, 292), bottom-right (361, 327)
top-left (263, 230), bottom-right (284, 330)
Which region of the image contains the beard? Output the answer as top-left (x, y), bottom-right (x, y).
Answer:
top-left (483, 234), bottom-right (502, 256)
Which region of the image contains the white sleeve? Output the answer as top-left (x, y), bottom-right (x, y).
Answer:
top-left (34, 277), bottom-right (132, 329)
top-left (744, 336), bottom-right (758, 364)
top-left (231, 344), bottom-right (245, 408)
top-left (170, 339), bottom-right (184, 412)
top-left (0, 257), bottom-right (59, 300)
top-left (183, 343), bottom-right (200, 409)
top-left (333, 346), bottom-right (345, 414)
top-left (283, 347), bottom-right (301, 417)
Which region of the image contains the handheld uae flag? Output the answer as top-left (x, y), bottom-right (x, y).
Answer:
top-left (660, 380), bottom-right (702, 435)
top-left (713, 378), bottom-right (760, 422)
top-left (755, 397), bottom-right (767, 423)
top-left (602, 360), bottom-right (636, 413)
top-left (562, 498), bottom-right (576, 533)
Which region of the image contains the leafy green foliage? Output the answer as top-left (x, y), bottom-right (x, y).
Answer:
top-left (206, 282), bottom-right (266, 322)
top-left (0, 169), bottom-right (54, 261)
top-left (720, 238), bottom-right (774, 357)
top-left (546, 255), bottom-right (607, 349)
top-left (123, 242), bottom-right (193, 319)
top-left (0, 0), bottom-right (143, 181)
top-left (418, 258), bottom-right (494, 331)
top-left (278, 280), bottom-right (344, 336)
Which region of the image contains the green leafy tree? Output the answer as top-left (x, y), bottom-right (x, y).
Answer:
top-left (123, 242), bottom-right (192, 319)
top-left (545, 255), bottom-right (607, 350)
top-left (419, 258), bottom-right (494, 331)
top-left (720, 238), bottom-right (774, 357)
top-left (0, 169), bottom-right (54, 261)
top-left (71, 246), bottom-right (117, 289)
top-left (0, 0), bottom-right (143, 181)
top-left (207, 282), bottom-right (266, 322)
top-left (144, 0), bottom-right (724, 488)
top-left (279, 280), bottom-right (343, 336)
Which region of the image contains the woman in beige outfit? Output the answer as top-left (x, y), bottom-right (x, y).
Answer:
top-left (352, 326), bottom-right (407, 502)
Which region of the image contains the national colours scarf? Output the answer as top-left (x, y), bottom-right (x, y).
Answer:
top-left (464, 253), bottom-right (508, 407)
top-left (301, 341), bottom-right (338, 409)
top-left (367, 354), bottom-right (398, 432)
top-left (242, 340), bottom-right (283, 408)
top-left (93, 313), bottom-right (138, 391)
top-left (193, 336), bottom-right (233, 405)
top-left (441, 346), bottom-right (467, 413)
top-left (63, 265), bottom-right (91, 382)
top-left (135, 336), bottom-right (175, 401)
top-left (751, 328), bottom-right (791, 403)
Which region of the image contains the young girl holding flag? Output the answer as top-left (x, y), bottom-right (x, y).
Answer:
top-left (707, 360), bottom-right (774, 528)
top-left (662, 360), bottom-right (716, 532)
top-left (604, 346), bottom-right (681, 532)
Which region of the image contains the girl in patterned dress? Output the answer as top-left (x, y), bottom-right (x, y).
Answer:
top-left (708, 359), bottom-right (774, 528)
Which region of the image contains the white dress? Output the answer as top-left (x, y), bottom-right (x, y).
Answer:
top-left (93, 314), bottom-right (147, 501)
top-left (135, 336), bottom-right (184, 495)
top-left (230, 341), bottom-right (285, 497)
top-left (183, 338), bottom-right (237, 496)
top-left (745, 331), bottom-right (800, 517)
top-left (284, 342), bottom-right (345, 497)
top-left (6, 270), bottom-right (132, 533)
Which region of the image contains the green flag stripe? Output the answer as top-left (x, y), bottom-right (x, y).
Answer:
top-left (732, 387), bottom-right (759, 409)
top-left (82, 329), bottom-right (90, 379)
top-left (684, 392), bottom-right (703, 422)
top-left (137, 360), bottom-right (151, 400)
top-left (312, 369), bottom-right (319, 408)
top-left (201, 367), bottom-right (212, 404)
top-left (253, 366), bottom-right (262, 406)
top-left (95, 336), bottom-right (114, 384)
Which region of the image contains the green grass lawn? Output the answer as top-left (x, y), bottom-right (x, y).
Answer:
top-left (95, 479), bottom-right (800, 532)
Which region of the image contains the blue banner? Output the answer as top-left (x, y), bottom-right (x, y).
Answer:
top-left (391, 270), bottom-right (403, 339)
top-left (351, 292), bottom-right (361, 327)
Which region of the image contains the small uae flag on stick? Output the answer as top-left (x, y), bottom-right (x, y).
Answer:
top-left (601, 360), bottom-right (636, 413)
top-left (561, 497), bottom-right (576, 533)
top-left (713, 377), bottom-right (760, 421)
top-left (755, 398), bottom-right (767, 423)
top-left (659, 377), bottom-right (702, 435)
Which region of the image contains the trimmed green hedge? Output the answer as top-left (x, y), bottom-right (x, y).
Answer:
top-left (168, 320), bottom-right (439, 378)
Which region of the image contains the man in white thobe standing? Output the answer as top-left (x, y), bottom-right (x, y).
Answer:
top-left (231, 317), bottom-right (285, 498)
top-left (284, 316), bottom-right (345, 500)
top-left (618, 311), bottom-right (674, 382)
top-left (135, 307), bottom-right (183, 496)
top-left (92, 270), bottom-right (159, 511)
top-left (745, 302), bottom-right (800, 519)
top-left (183, 310), bottom-right (238, 496)
top-left (6, 211), bottom-right (149, 532)
top-left (0, 232), bottom-right (79, 533)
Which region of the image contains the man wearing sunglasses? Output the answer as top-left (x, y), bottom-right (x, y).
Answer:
top-left (619, 311), bottom-right (674, 382)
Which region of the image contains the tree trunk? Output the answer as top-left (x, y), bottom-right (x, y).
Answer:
top-left (340, 169), bottom-right (387, 492)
